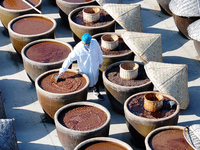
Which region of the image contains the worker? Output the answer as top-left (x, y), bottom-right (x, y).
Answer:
top-left (56, 33), bottom-right (104, 100)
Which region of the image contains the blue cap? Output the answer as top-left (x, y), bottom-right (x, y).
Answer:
top-left (81, 33), bottom-right (92, 44)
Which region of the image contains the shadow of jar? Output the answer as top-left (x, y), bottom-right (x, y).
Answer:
top-left (68, 5), bottom-right (116, 43)
top-left (54, 101), bottom-right (111, 150)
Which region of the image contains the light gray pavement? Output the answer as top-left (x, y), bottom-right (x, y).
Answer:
top-left (0, 0), bottom-right (200, 150)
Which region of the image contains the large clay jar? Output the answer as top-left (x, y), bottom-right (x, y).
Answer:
top-left (187, 19), bottom-right (200, 59)
top-left (0, 0), bottom-right (42, 29)
top-left (35, 69), bottom-right (90, 121)
top-left (169, 0), bottom-right (200, 39)
top-left (156, 0), bottom-right (172, 15)
top-left (124, 91), bottom-right (180, 148)
top-left (21, 39), bottom-right (72, 82)
top-left (172, 15), bottom-right (200, 39)
top-left (92, 32), bottom-right (135, 72)
top-left (103, 61), bottom-right (153, 114)
top-left (54, 101), bottom-right (111, 150)
top-left (145, 126), bottom-right (194, 150)
top-left (8, 14), bottom-right (56, 54)
top-left (68, 5), bottom-right (116, 43)
top-left (56, 0), bottom-right (98, 26)
top-left (74, 137), bottom-right (133, 150)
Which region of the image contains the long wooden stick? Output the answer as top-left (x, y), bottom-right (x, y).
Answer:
top-left (22, 0), bottom-right (41, 14)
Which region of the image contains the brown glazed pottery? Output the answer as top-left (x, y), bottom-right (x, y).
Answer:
top-left (173, 15), bottom-right (200, 39)
top-left (103, 61), bottom-right (153, 114)
top-left (54, 101), bottom-right (111, 150)
top-left (56, 0), bottom-right (97, 26)
top-left (74, 137), bottom-right (133, 150)
top-left (0, 0), bottom-right (42, 29)
top-left (92, 32), bottom-right (135, 72)
top-left (68, 5), bottom-right (116, 43)
top-left (145, 126), bottom-right (193, 150)
top-left (21, 39), bottom-right (72, 82)
top-left (8, 14), bottom-right (56, 54)
top-left (124, 91), bottom-right (180, 148)
top-left (35, 69), bottom-right (90, 121)
top-left (156, 0), bottom-right (172, 15)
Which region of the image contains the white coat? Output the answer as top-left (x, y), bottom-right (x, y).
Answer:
top-left (59, 39), bottom-right (103, 87)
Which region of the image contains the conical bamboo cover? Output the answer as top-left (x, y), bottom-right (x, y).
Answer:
top-left (188, 19), bottom-right (200, 41)
top-left (169, 0), bottom-right (200, 17)
top-left (0, 119), bottom-right (19, 150)
top-left (121, 31), bottom-right (162, 63)
top-left (96, 0), bottom-right (122, 6)
top-left (103, 3), bottom-right (143, 32)
top-left (144, 61), bottom-right (189, 109)
top-left (183, 124), bottom-right (200, 149)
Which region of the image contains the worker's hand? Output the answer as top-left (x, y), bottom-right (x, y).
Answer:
top-left (58, 68), bottom-right (65, 76)
top-left (54, 75), bottom-right (59, 80)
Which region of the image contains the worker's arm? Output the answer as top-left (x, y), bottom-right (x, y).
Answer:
top-left (58, 49), bottom-right (78, 75)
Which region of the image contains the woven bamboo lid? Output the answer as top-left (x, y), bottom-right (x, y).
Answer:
top-left (183, 124), bottom-right (200, 149)
top-left (169, 0), bottom-right (200, 17)
top-left (96, 0), bottom-right (122, 5)
top-left (144, 61), bottom-right (189, 110)
top-left (188, 19), bottom-right (200, 41)
top-left (103, 3), bottom-right (142, 32)
top-left (121, 31), bottom-right (162, 63)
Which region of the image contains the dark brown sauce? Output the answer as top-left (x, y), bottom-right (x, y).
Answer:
top-left (26, 41), bottom-right (71, 63)
top-left (150, 129), bottom-right (194, 150)
top-left (12, 16), bottom-right (54, 35)
top-left (80, 141), bottom-right (128, 150)
top-left (60, 106), bottom-right (107, 131)
top-left (1, 0), bottom-right (40, 10)
top-left (40, 72), bottom-right (86, 93)
top-left (128, 94), bottom-right (177, 119)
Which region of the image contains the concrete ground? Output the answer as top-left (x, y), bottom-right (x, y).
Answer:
top-left (0, 0), bottom-right (200, 149)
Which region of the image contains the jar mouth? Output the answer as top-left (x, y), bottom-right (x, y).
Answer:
top-left (124, 91), bottom-right (180, 121)
top-left (55, 102), bottom-right (111, 133)
top-left (8, 14), bottom-right (56, 37)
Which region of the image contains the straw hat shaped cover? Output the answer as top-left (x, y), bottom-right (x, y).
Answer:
top-left (188, 19), bottom-right (200, 41)
top-left (144, 61), bottom-right (189, 110)
top-left (169, 0), bottom-right (200, 17)
top-left (103, 3), bottom-right (143, 32)
top-left (96, 0), bottom-right (122, 6)
top-left (183, 124), bottom-right (200, 149)
top-left (121, 31), bottom-right (163, 63)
